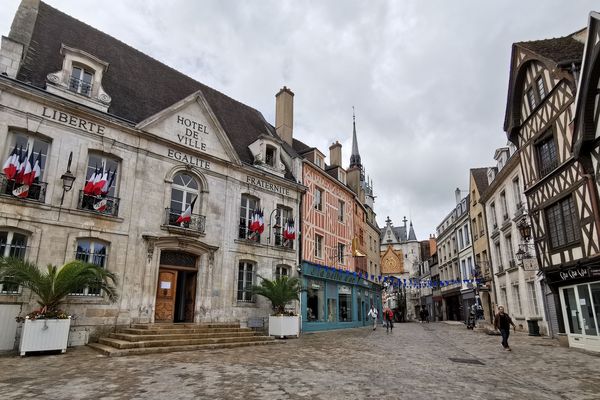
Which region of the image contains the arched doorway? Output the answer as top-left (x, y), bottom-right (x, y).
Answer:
top-left (155, 250), bottom-right (198, 323)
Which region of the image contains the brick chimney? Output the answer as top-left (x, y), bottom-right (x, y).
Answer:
top-left (455, 187), bottom-right (461, 204)
top-left (329, 141), bottom-right (342, 167)
top-left (275, 86), bottom-right (294, 147)
top-left (428, 234), bottom-right (437, 256)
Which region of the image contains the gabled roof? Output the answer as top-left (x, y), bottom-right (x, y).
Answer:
top-left (503, 32), bottom-right (584, 134)
top-left (470, 167), bottom-right (490, 194)
top-left (12, 1), bottom-right (280, 166)
top-left (380, 225), bottom-right (407, 243)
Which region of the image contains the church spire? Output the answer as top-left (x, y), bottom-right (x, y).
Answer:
top-left (349, 107), bottom-right (362, 168)
top-left (408, 221), bottom-right (417, 241)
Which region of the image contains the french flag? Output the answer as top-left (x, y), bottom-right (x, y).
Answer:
top-left (2, 144), bottom-right (20, 180)
top-left (84, 166), bottom-right (98, 195)
top-left (92, 166), bottom-right (108, 196)
top-left (176, 197), bottom-right (197, 224)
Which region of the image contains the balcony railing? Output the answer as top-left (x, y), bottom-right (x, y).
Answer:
top-left (68, 76), bottom-right (92, 96)
top-left (274, 232), bottom-right (294, 249)
top-left (164, 208), bottom-right (206, 234)
top-left (1, 174), bottom-right (47, 203)
top-left (238, 224), bottom-right (261, 242)
top-left (78, 190), bottom-right (120, 217)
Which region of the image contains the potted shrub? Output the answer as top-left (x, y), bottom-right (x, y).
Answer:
top-left (252, 275), bottom-right (301, 338)
top-left (0, 257), bottom-right (118, 356)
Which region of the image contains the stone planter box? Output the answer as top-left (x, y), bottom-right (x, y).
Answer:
top-left (268, 315), bottom-right (299, 338)
top-left (19, 317), bottom-right (71, 356)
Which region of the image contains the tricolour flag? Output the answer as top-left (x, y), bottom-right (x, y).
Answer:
top-left (32, 151), bottom-right (42, 183)
top-left (2, 144), bottom-right (19, 180)
top-left (176, 196), bottom-right (197, 224)
top-left (283, 218), bottom-right (296, 241)
top-left (92, 166), bottom-right (108, 196)
top-left (84, 165), bottom-right (98, 195)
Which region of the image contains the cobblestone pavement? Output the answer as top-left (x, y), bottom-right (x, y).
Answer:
top-left (0, 322), bottom-right (598, 400)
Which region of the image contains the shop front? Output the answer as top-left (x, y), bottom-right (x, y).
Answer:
top-left (549, 265), bottom-right (600, 352)
top-left (301, 262), bottom-right (382, 332)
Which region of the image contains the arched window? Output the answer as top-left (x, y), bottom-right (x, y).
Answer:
top-left (169, 172), bottom-right (200, 226)
top-left (0, 229), bottom-right (27, 293)
top-left (239, 194), bottom-right (260, 240)
top-left (237, 260), bottom-right (256, 302)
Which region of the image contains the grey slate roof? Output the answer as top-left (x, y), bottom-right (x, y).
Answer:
top-left (471, 167), bottom-right (490, 195)
top-left (380, 226), bottom-right (407, 243)
top-left (13, 1), bottom-right (281, 166)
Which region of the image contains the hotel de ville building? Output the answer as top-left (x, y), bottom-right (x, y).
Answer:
top-left (0, 0), bottom-right (309, 350)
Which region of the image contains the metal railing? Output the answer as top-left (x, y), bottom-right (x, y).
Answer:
top-left (273, 232), bottom-right (294, 249)
top-left (68, 76), bottom-right (92, 96)
top-left (78, 190), bottom-right (120, 217)
top-left (165, 208), bottom-right (206, 233)
top-left (1, 174), bottom-right (47, 203)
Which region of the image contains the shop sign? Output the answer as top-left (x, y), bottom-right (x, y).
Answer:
top-left (339, 285), bottom-right (351, 295)
top-left (559, 267), bottom-right (588, 281)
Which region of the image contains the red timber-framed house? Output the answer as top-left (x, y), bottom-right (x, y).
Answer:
top-left (504, 28), bottom-right (600, 352)
top-left (276, 88), bottom-right (381, 332)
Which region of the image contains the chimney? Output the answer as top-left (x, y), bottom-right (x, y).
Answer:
top-left (455, 188), bottom-right (461, 204)
top-left (428, 235), bottom-right (437, 257)
top-left (329, 141), bottom-right (342, 167)
top-left (275, 86), bottom-right (294, 147)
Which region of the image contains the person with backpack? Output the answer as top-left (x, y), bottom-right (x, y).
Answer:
top-left (383, 307), bottom-right (394, 333)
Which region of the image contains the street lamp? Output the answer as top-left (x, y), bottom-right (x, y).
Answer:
top-left (59, 152), bottom-right (76, 206)
top-left (516, 215), bottom-right (538, 270)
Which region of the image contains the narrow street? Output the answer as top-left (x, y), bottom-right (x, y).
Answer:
top-left (0, 322), bottom-right (597, 399)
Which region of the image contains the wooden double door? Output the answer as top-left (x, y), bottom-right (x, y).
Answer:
top-left (155, 267), bottom-right (197, 323)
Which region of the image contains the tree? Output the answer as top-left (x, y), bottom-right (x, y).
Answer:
top-left (252, 275), bottom-right (300, 315)
top-left (0, 257), bottom-right (118, 316)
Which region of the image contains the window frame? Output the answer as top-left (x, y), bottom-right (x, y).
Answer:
top-left (536, 133), bottom-right (559, 178)
top-left (275, 265), bottom-right (290, 280)
top-left (315, 234), bottom-right (324, 259)
top-left (314, 187), bottom-right (324, 212)
top-left (69, 65), bottom-right (94, 96)
top-left (71, 238), bottom-right (108, 297)
top-left (0, 229), bottom-right (28, 294)
top-left (337, 243), bottom-right (345, 264)
top-left (237, 261), bottom-right (256, 303)
top-left (338, 200), bottom-right (345, 222)
top-left (239, 194), bottom-right (260, 240)
top-left (545, 195), bottom-right (580, 250)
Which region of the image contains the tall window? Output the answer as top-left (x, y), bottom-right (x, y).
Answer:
top-left (490, 202), bottom-right (498, 227)
top-left (314, 234), bottom-right (323, 259)
top-left (275, 265), bottom-right (290, 280)
top-left (72, 239), bottom-right (107, 296)
top-left (494, 242), bottom-right (502, 272)
top-left (500, 191), bottom-right (508, 220)
top-left (237, 261), bottom-right (255, 302)
top-left (274, 206), bottom-right (293, 247)
top-left (512, 176), bottom-right (521, 208)
top-left (337, 243), bottom-right (345, 264)
top-left (536, 77), bottom-right (546, 100)
top-left (464, 224), bottom-right (470, 246)
top-left (505, 235), bottom-right (514, 268)
top-left (239, 194), bottom-right (259, 240)
top-left (80, 154), bottom-right (120, 216)
top-left (338, 200), bottom-right (345, 222)
top-left (526, 88), bottom-right (537, 110)
top-left (527, 282), bottom-right (540, 316)
top-left (537, 135), bottom-right (558, 178)
top-left (501, 287), bottom-right (508, 311)
top-left (0, 230), bottom-right (27, 293)
top-left (2, 133), bottom-right (50, 202)
top-left (265, 145), bottom-right (276, 167)
top-left (478, 213), bottom-right (484, 235)
top-left (314, 188), bottom-right (323, 211)
top-left (69, 65), bottom-right (93, 96)
top-left (546, 195), bottom-right (579, 249)
top-left (7, 132), bottom-right (50, 179)
top-left (512, 284), bottom-right (522, 315)
top-left (458, 228), bottom-right (464, 249)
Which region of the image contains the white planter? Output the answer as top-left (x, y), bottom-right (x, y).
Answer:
top-left (268, 315), bottom-right (300, 338)
top-left (19, 317), bottom-right (71, 356)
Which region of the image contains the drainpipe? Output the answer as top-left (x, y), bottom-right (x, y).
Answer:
top-left (297, 188), bottom-right (303, 333)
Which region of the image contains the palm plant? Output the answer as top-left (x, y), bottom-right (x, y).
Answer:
top-left (252, 275), bottom-right (300, 315)
top-left (0, 257), bottom-right (118, 317)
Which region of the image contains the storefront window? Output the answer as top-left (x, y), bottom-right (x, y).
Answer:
top-left (306, 279), bottom-right (325, 322)
top-left (592, 283), bottom-right (600, 335)
top-left (563, 287), bottom-right (582, 334)
top-left (357, 290), bottom-right (363, 321)
top-left (327, 282), bottom-right (337, 322)
top-left (577, 284), bottom-right (597, 336)
top-left (339, 285), bottom-right (352, 322)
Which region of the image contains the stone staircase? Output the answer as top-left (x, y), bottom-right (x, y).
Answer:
top-left (88, 323), bottom-right (279, 357)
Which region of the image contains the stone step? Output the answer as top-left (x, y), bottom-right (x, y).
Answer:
top-left (109, 331), bottom-right (260, 342)
top-left (118, 327), bottom-right (254, 335)
top-left (130, 323), bottom-right (240, 330)
top-left (88, 339), bottom-right (282, 357)
top-left (98, 335), bottom-right (274, 349)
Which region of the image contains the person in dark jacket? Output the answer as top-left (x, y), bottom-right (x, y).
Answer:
top-left (494, 305), bottom-right (517, 351)
top-left (383, 308), bottom-right (394, 333)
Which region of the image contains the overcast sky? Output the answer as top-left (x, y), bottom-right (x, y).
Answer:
top-left (1, 1), bottom-right (597, 240)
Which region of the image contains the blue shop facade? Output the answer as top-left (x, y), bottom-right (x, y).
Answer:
top-left (301, 262), bottom-right (383, 332)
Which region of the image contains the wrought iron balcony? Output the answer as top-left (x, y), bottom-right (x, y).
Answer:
top-left (78, 190), bottom-right (120, 217)
top-left (68, 76), bottom-right (92, 96)
top-left (1, 174), bottom-right (47, 203)
top-left (238, 222), bottom-right (261, 242)
top-left (273, 232), bottom-right (294, 249)
top-left (164, 208), bottom-right (206, 233)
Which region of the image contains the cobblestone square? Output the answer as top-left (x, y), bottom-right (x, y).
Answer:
top-left (0, 322), bottom-right (597, 400)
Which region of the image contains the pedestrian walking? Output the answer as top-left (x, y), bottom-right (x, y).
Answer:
top-left (419, 309), bottom-right (425, 323)
top-left (494, 305), bottom-right (516, 351)
top-left (367, 305), bottom-right (378, 330)
top-left (383, 307), bottom-right (394, 333)
top-left (424, 308), bottom-right (429, 323)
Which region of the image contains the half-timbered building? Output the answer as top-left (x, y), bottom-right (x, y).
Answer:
top-left (504, 28), bottom-right (600, 351)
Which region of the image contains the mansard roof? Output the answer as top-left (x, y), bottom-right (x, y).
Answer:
top-left (12, 1), bottom-right (279, 166)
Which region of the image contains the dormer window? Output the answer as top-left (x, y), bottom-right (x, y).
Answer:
top-left (248, 136), bottom-right (285, 177)
top-left (69, 66), bottom-right (93, 96)
top-left (46, 44), bottom-right (111, 112)
top-left (315, 155), bottom-right (324, 169)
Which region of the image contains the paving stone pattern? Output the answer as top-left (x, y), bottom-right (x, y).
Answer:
top-left (0, 322), bottom-right (597, 400)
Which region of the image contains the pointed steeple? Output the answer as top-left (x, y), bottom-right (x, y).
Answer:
top-left (408, 221), bottom-right (417, 241)
top-left (349, 107), bottom-right (362, 168)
